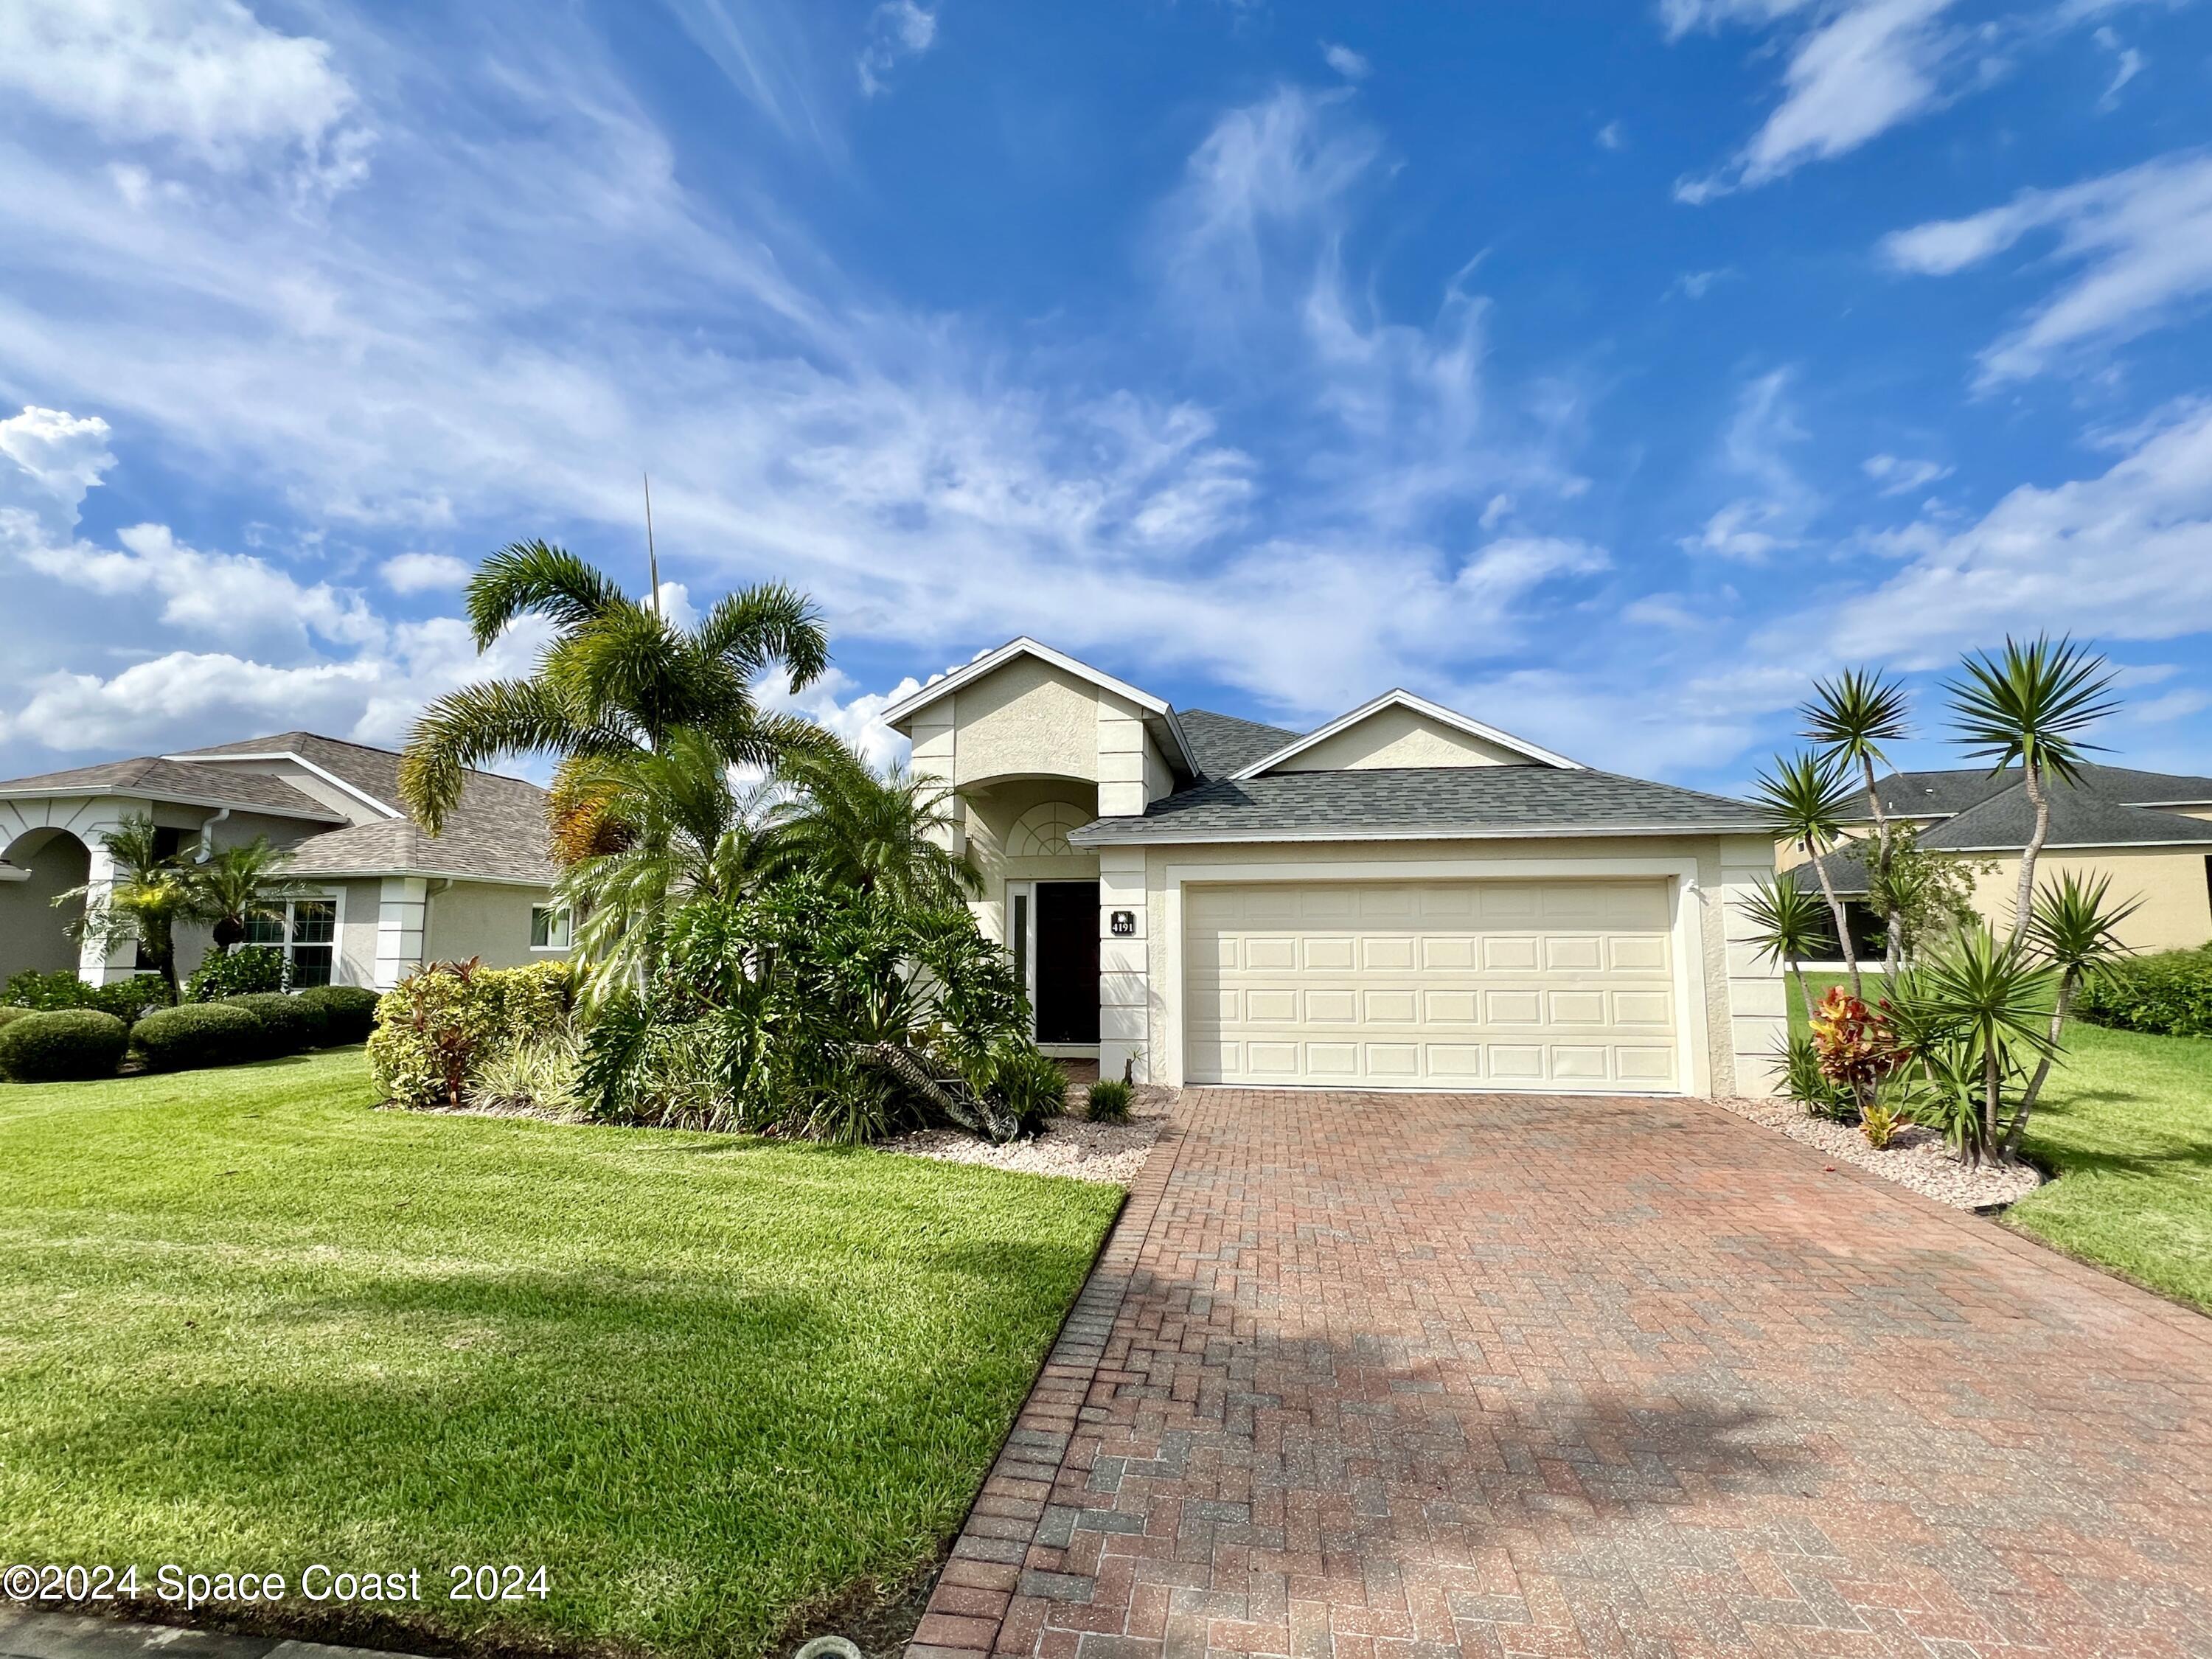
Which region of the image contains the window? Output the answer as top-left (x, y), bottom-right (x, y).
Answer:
top-left (246, 897), bottom-right (338, 987)
top-left (531, 905), bottom-right (573, 951)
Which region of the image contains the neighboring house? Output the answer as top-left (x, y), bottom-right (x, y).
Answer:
top-left (1783, 763), bottom-right (2212, 954)
top-left (886, 639), bottom-right (1785, 1096)
top-left (0, 732), bottom-right (568, 991)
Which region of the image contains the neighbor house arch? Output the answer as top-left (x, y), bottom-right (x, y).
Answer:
top-left (0, 825), bottom-right (92, 981)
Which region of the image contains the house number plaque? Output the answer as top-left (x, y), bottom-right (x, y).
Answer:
top-left (1110, 911), bottom-right (1136, 936)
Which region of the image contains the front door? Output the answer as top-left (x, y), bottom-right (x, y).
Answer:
top-left (1033, 880), bottom-right (1100, 1044)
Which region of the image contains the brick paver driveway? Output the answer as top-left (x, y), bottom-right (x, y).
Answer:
top-left (912, 1091), bottom-right (2212, 1659)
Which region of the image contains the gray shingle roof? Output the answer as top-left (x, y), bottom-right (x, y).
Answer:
top-left (1068, 765), bottom-right (1766, 846)
top-left (1921, 780), bottom-right (2212, 852)
top-left (0, 755), bottom-right (345, 821)
top-left (1782, 846), bottom-right (1873, 898)
top-left (1863, 761), bottom-right (2212, 821)
top-left (282, 809), bottom-right (558, 886)
top-left (1176, 708), bottom-right (1304, 781)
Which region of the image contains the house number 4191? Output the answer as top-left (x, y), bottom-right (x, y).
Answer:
top-left (1110, 911), bottom-right (1136, 936)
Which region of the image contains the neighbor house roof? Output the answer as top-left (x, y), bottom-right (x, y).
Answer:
top-left (279, 813), bottom-right (558, 886)
top-left (1860, 761), bottom-right (2212, 821)
top-left (0, 755), bottom-right (345, 821)
top-left (1069, 765), bottom-right (1766, 846)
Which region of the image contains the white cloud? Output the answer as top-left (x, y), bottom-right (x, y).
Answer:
top-left (1881, 151), bottom-right (2212, 383)
top-left (1674, 0), bottom-right (1960, 201)
top-left (0, 406), bottom-right (115, 546)
top-left (759, 666), bottom-right (914, 774)
top-left (0, 0), bottom-right (366, 184)
top-left (1321, 41), bottom-right (1371, 80)
top-left (1816, 401), bottom-right (2212, 664)
top-left (858, 0), bottom-right (936, 97)
top-left (1666, 268), bottom-right (1733, 300)
top-left (1596, 120), bottom-right (1624, 150)
top-left (380, 551), bottom-right (473, 594)
top-left (1681, 369), bottom-right (1816, 559)
top-left (1659, 0), bottom-right (1815, 43)
top-left (1861, 453), bottom-right (1952, 495)
top-left (2093, 26), bottom-right (2144, 105)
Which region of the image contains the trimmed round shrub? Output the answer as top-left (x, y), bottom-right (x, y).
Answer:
top-left (186, 947), bottom-right (287, 1002)
top-left (0, 1006), bottom-right (35, 1030)
top-left (131, 1002), bottom-right (264, 1073)
top-left (223, 992), bottom-right (316, 1057)
top-left (296, 984), bottom-right (380, 1046)
top-left (0, 1009), bottom-right (129, 1082)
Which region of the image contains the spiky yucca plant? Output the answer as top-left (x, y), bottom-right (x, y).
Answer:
top-left (1750, 751), bottom-right (1863, 995)
top-left (1801, 667), bottom-right (1911, 973)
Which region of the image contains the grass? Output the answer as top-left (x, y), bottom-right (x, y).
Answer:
top-left (0, 1048), bottom-right (1124, 1658)
top-left (1787, 968), bottom-right (2212, 1314)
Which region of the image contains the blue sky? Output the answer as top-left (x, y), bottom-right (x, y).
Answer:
top-left (2, 0), bottom-right (2210, 793)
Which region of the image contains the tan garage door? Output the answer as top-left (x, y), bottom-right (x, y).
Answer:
top-left (1185, 879), bottom-right (1680, 1091)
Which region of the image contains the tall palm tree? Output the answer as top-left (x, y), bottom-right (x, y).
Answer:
top-left (52, 815), bottom-right (191, 1004)
top-left (1739, 873), bottom-right (1834, 1020)
top-left (400, 540), bottom-right (835, 834)
top-left (2013, 872), bottom-right (2139, 1154)
top-left (1750, 751), bottom-right (1863, 996)
top-left (1948, 635), bottom-right (2118, 939)
top-left (551, 727), bottom-right (786, 1005)
top-left (768, 752), bottom-right (982, 912)
top-left (1802, 667), bottom-right (1911, 974)
top-left (186, 837), bottom-right (314, 953)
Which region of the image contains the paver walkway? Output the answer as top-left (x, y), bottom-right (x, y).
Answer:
top-left (910, 1089), bottom-right (2212, 1659)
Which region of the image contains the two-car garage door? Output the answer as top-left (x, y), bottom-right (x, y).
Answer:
top-left (1184, 879), bottom-right (1680, 1091)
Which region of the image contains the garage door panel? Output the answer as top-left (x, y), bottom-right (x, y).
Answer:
top-left (1186, 878), bottom-right (1679, 1091)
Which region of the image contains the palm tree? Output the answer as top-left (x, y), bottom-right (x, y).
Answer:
top-left (1739, 874), bottom-right (1834, 1020)
top-left (400, 540), bottom-right (835, 834)
top-left (1750, 751), bottom-right (1863, 996)
top-left (52, 815), bottom-right (191, 1004)
top-left (551, 727), bottom-right (787, 1004)
top-left (768, 752), bottom-right (982, 912)
top-left (1913, 926), bottom-right (2059, 1166)
top-left (1948, 636), bottom-right (2118, 939)
top-left (1802, 667), bottom-right (1911, 973)
top-left (186, 837), bottom-right (314, 953)
top-left (2013, 872), bottom-right (2139, 1155)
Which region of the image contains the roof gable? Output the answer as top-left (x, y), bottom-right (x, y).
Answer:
top-left (1236, 690), bottom-right (1579, 779)
top-left (881, 638), bottom-right (1194, 776)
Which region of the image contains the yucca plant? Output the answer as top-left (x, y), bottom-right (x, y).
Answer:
top-left (2011, 872), bottom-right (2140, 1155)
top-left (1739, 872), bottom-right (1834, 1020)
top-left (1750, 751), bottom-right (1863, 995)
top-left (1947, 635), bottom-right (2118, 938)
top-left (1904, 927), bottom-right (2059, 1165)
top-left (1801, 667), bottom-right (1911, 973)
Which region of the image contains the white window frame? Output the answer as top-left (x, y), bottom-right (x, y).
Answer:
top-left (243, 888), bottom-right (345, 987)
top-left (1004, 880), bottom-right (1038, 1035)
top-left (530, 903), bottom-right (574, 953)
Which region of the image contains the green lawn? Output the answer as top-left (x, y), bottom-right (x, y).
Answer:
top-left (1791, 971), bottom-right (2212, 1313)
top-left (0, 1048), bottom-right (1123, 1658)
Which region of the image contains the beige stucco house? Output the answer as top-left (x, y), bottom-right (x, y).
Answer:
top-left (886, 639), bottom-right (1787, 1096)
top-left (0, 733), bottom-right (568, 991)
top-left (1785, 763), bottom-right (2212, 954)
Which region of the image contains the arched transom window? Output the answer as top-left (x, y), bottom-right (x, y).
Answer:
top-left (1005, 800), bottom-right (1096, 858)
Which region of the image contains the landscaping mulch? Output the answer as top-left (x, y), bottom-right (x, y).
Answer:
top-left (881, 1088), bottom-right (1173, 1184)
top-left (1713, 1092), bottom-right (2042, 1210)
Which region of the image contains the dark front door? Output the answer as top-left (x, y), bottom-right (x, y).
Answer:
top-left (1033, 880), bottom-right (1100, 1044)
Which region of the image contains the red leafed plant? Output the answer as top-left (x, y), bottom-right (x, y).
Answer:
top-left (1808, 986), bottom-right (1903, 1116)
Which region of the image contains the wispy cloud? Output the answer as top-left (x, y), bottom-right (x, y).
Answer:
top-left (858, 0), bottom-right (937, 97)
top-left (1675, 0), bottom-right (1960, 201)
top-left (1862, 452), bottom-right (1952, 495)
top-left (1881, 150), bottom-right (2212, 383)
top-left (1681, 369), bottom-right (1817, 559)
top-left (1321, 41), bottom-right (1371, 80)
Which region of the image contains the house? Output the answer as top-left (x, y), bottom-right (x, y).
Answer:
top-left (0, 733), bottom-right (568, 991)
top-left (885, 639), bottom-right (1786, 1096)
top-left (1783, 762), bottom-right (2212, 953)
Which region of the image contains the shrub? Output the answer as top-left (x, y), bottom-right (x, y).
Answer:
top-left (223, 992), bottom-right (316, 1057)
top-left (0, 1009), bottom-right (129, 1082)
top-left (1859, 1100), bottom-right (1905, 1150)
top-left (131, 1003), bottom-right (265, 1073)
top-left (473, 1033), bottom-right (584, 1116)
top-left (0, 1007), bottom-right (33, 1029)
top-left (1809, 987), bottom-right (1902, 1115)
top-left (2075, 947), bottom-right (2212, 1037)
top-left (2, 970), bottom-right (169, 1023)
top-left (186, 947), bottom-right (287, 1001)
top-left (1778, 1031), bottom-right (1855, 1121)
top-left (369, 960), bottom-right (574, 1110)
top-left (1086, 1077), bottom-right (1133, 1124)
top-left (987, 1045), bottom-right (1069, 1135)
top-left (296, 984), bottom-right (380, 1045)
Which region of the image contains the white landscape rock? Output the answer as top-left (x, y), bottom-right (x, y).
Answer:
top-left (1712, 1094), bottom-right (2042, 1211)
top-left (883, 1092), bottom-right (1172, 1185)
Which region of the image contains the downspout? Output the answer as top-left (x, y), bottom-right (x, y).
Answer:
top-left (195, 807), bottom-right (232, 863)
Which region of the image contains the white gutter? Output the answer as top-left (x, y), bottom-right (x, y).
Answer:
top-left (1068, 820), bottom-right (1768, 848)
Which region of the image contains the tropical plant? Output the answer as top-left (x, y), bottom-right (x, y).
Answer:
top-left (1801, 667), bottom-right (1912, 973)
top-left (1858, 1099), bottom-right (1906, 1150)
top-left (1863, 823), bottom-right (1989, 966)
top-left (1086, 1077), bottom-right (1133, 1124)
top-left (2011, 872), bottom-right (2140, 1156)
top-left (184, 837), bottom-right (313, 954)
top-left (1775, 1030), bottom-right (1854, 1120)
top-left (50, 815), bottom-right (190, 1004)
top-left (550, 727), bottom-right (787, 1004)
top-left (1893, 927), bottom-right (2059, 1165)
top-left (399, 540), bottom-right (833, 835)
top-left (473, 1032), bottom-right (585, 1117)
top-left (1739, 873), bottom-right (1834, 1019)
top-left (1809, 986), bottom-right (1903, 1119)
top-left (1750, 751), bottom-right (1863, 995)
top-left (768, 752), bottom-right (982, 911)
top-left (1948, 635), bottom-right (2119, 938)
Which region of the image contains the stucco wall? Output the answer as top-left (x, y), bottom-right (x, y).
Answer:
top-left (1105, 832), bottom-right (1781, 1096)
top-left (423, 880), bottom-right (563, 969)
top-left (0, 828), bottom-right (88, 980)
top-left (962, 779), bottom-right (1099, 945)
top-left (950, 657), bottom-right (1102, 787)
top-left (1962, 847), bottom-right (2212, 951)
top-left (335, 879), bottom-right (383, 987)
top-left (1275, 707), bottom-right (1531, 773)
